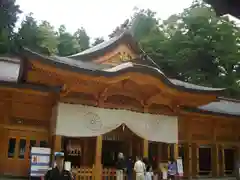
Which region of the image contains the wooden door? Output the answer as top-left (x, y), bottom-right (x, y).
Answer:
top-left (5, 130), bottom-right (48, 177)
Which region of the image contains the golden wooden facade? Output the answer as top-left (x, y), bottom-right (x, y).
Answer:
top-left (0, 40), bottom-right (239, 178)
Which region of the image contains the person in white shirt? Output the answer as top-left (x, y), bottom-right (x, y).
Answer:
top-left (134, 156), bottom-right (145, 180)
top-left (116, 152), bottom-right (125, 180)
top-left (145, 166), bottom-right (153, 180)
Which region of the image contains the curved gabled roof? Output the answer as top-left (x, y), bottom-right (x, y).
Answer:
top-left (2, 48), bottom-right (238, 116)
top-left (21, 48), bottom-right (224, 94)
top-left (67, 32), bottom-right (139, 60)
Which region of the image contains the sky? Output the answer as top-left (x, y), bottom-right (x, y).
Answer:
top-left (16, 0), bottom-right (194, 39)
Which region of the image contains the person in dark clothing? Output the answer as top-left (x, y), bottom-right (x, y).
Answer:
top-left (126, 156), bottom-right (134, 180)
top-left (143, 158), bottom-right (149, 167)
top-left (116, 152), bottom-right (125, 180)
top-left (44, 152), bottom-right (72, 180)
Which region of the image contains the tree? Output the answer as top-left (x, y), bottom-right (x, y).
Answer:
top-left (17, 15), bottom-right (59, 55)
top-left (74, 28), bottom-right (90, 51)
top-left (159, 1), bottom-right (240, 97)
top-left (37, 21), bottom-right (59, 54)
top-left (0, 0), bottom-right (21, 54)
top-left (57, 25), bottom-right (80, 56)
top-left (110, 2), bottom-right (240, 98)
top-left (130, 8), bottom-right (159, 41)
top-left (17, 13), bottom-right (40, 51)
top-left (92, 37), bottom-right (104, 46)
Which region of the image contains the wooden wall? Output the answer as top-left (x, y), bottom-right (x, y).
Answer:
top-left (178, 113), bottom-right (240, 178)
top-left (0, 88), bottom-right (53, 176)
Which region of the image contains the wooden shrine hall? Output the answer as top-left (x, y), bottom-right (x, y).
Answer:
top-left (0, 31), bottom-right (239, 179)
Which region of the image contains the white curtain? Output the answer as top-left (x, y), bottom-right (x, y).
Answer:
top-left (56, 103), bottom-right (178, 143)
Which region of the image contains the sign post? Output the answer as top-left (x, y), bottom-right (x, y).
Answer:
top-left (30, 147), bottom-right (51, 179)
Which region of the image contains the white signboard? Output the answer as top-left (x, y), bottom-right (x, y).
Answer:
top-left (30, 147), bottom-right (51, 177)
top-left (65, 161), bottom-right (71, 171)
top-left (177, 158), bottom-right (184, 177)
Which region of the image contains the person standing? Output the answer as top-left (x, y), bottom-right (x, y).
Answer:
top-left (167, 159), bottom-right (177, 180)
top-left (116, 152), bottom-right (125, 180)
top-left (126, 156), bottom-right (134, 180)
top-left (134, 156), bottom-right (145, 180)
top-left (145, 166), bottom-right (154, 180)
top-left (44, 152), bottom-right (72, 180)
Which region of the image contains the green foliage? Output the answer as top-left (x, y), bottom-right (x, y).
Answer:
top-left (74, 28), bottom-right (90, 51)
top-left (18, 13), bottom-right (39, 50)
top-left (0, 0), bottom-right (21, 54)
top-left (37, 21), bottom-right (59, 54)
top-left (92, 37), bottom-right (104, 46)
top-left (57, 25), bottom-right (80, 56)
top-left (126, 2), bottom-right (240, 98)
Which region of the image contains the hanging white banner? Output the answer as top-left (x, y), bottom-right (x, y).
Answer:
top-left (56, 103), bottom-right (178, 143)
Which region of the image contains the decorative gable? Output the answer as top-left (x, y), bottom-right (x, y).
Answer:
top-left (93, 43), bottom-right (138, 65)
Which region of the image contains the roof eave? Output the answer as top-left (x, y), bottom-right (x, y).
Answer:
top-left (182, 106), bottom-right (240, 118)
top-left (21, 48), bottom-right (225, 95)
top-left (0, 81), bottom-right (61, 93)
top-left (68, 32), bottom-right (140, 60)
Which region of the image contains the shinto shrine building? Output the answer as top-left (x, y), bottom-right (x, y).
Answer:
top-left (0, 32), bottom-right (239, 179)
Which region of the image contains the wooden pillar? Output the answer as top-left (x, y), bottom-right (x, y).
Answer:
top-left (142, 107), bottom-right (149, 159)
top-left (218, 145), bottom-right (224, 177)
top-left (211, 144), bottom-right (219, 177)
top-left (0, 125), bottom-right (7, 174)
top-left (94, 136), bottom-right (102, 180)
top-left (211, 119), bottom-right (219, 177)
top-left (143, 139), bottom-right (149, 158)
top-left (53, 135), bottom-right (62, 152)
top-left (51, 135), bottom-right (62, 166)
top-left (182, 143), bottom-right (190, 178)
top-left (83, 139), bottom-right (88, 165)
top-left (167, 144), bottom-right (170, 160)
top-left (191, 143), bottom-right (198, 178)
top-left (174, 144), bottom-right (179, 159)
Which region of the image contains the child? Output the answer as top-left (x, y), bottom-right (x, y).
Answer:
top-left (145, 166), bottom-right (153, 180)
top-left (168, 160), bottom-right (177, 180)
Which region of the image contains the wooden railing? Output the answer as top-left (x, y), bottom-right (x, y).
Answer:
top-left (72, 167), bottom-right (166, 180)
top-left (72, 167), bottom-right (128, 180)
top-left (102, 168), bottom-right (127, 180)
top-left (72, 166), bottom-right (93, 180)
